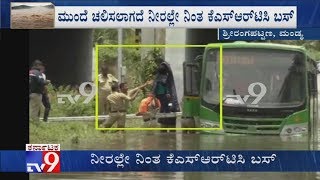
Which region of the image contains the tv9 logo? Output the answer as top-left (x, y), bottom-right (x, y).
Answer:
top-left (26, 144), bottom-right (60, 173)
top-left (57, 82), bottom-right (95, 104)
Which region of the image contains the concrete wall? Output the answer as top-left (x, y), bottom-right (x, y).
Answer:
top-left (141, 28), bottom-right (166, 58)
top-left (165, 29), bottom-right (187, 104)
top-left (141, 28), bottom-right (166, 45)
top-left (29, 30), bottom-right (93, 86)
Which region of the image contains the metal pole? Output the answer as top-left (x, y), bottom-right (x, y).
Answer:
top-left (118, 28), bottom-right (123, 82)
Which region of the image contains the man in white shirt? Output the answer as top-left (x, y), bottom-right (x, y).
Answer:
top-left (98, 64), bottom-right (118, 115)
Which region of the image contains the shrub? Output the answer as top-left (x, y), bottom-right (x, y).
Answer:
top-left (45, 84), bottom-right (95, 117)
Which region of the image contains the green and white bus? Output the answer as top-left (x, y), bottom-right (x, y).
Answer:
top-left (182, 42), bottom-right (319, 136)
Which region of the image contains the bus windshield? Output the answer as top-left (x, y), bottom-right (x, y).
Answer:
top-left (203, 48), bottom-right (306, 108)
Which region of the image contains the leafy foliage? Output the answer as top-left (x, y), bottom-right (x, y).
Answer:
top-left (45, 83), bottom-right (95, 117)
top-left (93, 29), bottom-right (165, 114)
top-left (29, 120), bottom-right (145, 144)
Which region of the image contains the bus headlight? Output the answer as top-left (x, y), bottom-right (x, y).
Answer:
top-left (286, 128), bottom-right (292, 134)
top-left (280, 123), bottom-right (308, 136)
top-left (294, 127), bottom-right (301, 132)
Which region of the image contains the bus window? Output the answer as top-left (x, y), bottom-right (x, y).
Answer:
top-left (203, 48), bottom-right (306, 107)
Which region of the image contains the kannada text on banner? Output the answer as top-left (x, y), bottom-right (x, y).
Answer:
top-left (54, 6), bottom-right (297, 28)
top-left (218, 28), bottom-right (320, 40)
top-left (2, 150), bottom-right (320, 172)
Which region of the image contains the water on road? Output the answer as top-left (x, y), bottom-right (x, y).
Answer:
top-left (30, 131), bottom-right (319, 180)
top-left (30, 75), bottom-right (320, 180)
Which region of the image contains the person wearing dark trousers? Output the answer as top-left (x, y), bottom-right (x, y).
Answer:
top-left (152, 60), bottom-right (180, 133)
top-left (29, 60), bottom-right (49, 122)
top-left (41, 92), bottom-right (51, 122)
top-left (40, 65), bottom-right (51, 122)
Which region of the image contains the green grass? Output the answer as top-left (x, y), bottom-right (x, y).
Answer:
top-left (46, 84), bottom-right (95, 117)
top-left (29, 119), bottom-right (146, 144)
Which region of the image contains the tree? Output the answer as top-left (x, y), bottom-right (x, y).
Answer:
top-left (93, 29), bottom-right (164, 88)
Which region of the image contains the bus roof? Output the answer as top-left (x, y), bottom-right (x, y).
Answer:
top-left (206, 42), bottom-right (306, 53)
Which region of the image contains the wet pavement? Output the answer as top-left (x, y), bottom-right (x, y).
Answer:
top-left (30, 75), bottom-right (320, 180)
top-left (30, 131), bottom-right (319, 180)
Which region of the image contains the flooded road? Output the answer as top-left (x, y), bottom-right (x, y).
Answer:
top-left (31, 132), bottom-right (319, 180)
top-left (30, 75), bottom-right (320, 180)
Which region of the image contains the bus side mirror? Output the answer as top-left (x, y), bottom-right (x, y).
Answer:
top-left (195, 55), bottom-right (203, 62)
top-left (194, 55), bottom-right (203, 69)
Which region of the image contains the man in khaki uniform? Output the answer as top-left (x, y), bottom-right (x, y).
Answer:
top-left (100, 84), bottom-right (140, 129)
top-left (98, 64), bottom-right (118, 115)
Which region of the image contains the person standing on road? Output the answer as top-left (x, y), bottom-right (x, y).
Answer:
top-left (98, 63), bottom-right (118, 115)
top-left (29, 60), bottom-right (50, 122)
top-left (152, 61), bottom-right (180, 132)
top-left (100, 83), bottom-right (140, 131)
